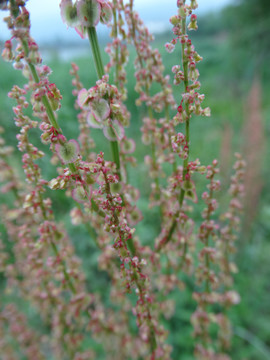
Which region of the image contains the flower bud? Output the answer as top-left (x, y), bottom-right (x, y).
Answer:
top-left (165, 42), bottom-right (175, 54)
top-left (2, 40), bottom-right (14, 62)
top-left (188, 14), bottom-right (198, 31)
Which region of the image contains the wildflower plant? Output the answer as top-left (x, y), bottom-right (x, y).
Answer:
top-left (0, 0), bottom-right (245, 359)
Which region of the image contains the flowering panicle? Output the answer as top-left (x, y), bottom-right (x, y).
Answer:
top-left (123, 0), bottom-right (176, 203)
top-left (0, 304), bottom-right (46, 359)
top-left (124, 1), bottom-right (175, 112)
top-left (153, 0), bottom-right (210, 260)
top-left (191, 156), bottom-right (245, 359)
top-left (218, 154), bottom-right (246, 287)
top-left (105, 0), bottom-right (129, 99)
top-left (5, 83), bottom-right (100, 358)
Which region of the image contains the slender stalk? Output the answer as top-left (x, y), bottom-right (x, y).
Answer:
top-left (204, 184), bottom-right (214, 294)
top-left (180, 14), bottom-right (191, 206)
top-left (165, 105), bottom-right (178, 173)
top-left (147, 98), bottom-right (160, 191)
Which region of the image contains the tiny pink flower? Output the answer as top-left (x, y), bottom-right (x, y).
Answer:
top-left (165, 42), bottom-right (175, 53)
top-left (2, 40), bottom-right (14, 62)
top-left (202, 107), bottom-right (211, 117)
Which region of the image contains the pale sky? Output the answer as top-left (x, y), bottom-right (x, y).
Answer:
top-left (0, 0), bottom-right (232, 43)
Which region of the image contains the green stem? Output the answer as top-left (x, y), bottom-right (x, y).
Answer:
top-left (165, 105), bottom-right (177, 174)
top-left (87, 26), bottom-right (122, 179)
top-left (9, 0), bottom-right (19, 18)
top-left (87, 27), bottom-right (105, 79)
top-left (110, 140), bottom-right (121, 179)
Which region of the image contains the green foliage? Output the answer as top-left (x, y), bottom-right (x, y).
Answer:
top-left (222, 0), bottom-right (270, 79)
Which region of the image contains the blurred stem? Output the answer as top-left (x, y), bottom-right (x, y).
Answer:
top-left (234, 327), bottom-right (270, 359)
top-left (180, 14), bottom-right (190, 207)
top-left (147, 101), bottom-right (160, 192)
top-left (204, 184), bottom-right (214, 294)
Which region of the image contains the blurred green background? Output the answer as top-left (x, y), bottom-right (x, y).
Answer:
top-left (0, 0), bottom-right (270, 359)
